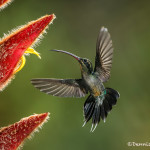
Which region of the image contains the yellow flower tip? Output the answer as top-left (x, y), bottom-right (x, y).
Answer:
top-left (25, 47), bottom-right (41, 59)
top-left (14, 47), bottom-right (41, 74)
top-left (37, 53), bottom-right (41, 59)
top-left (14, 56), bottom-right (26, 74)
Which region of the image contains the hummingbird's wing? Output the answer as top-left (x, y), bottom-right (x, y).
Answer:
top-left (94, 27), bottom-right (114, 82)
top-left (31, 78), bottom-right (88, 98)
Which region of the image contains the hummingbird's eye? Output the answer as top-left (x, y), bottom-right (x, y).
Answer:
top-left (83, 59), bottom-right (87, 63)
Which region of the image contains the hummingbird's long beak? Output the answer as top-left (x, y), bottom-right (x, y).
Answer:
top-left (50, 49), bottom-right (80, 61)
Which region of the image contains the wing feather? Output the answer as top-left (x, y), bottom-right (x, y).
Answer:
top-left (31, 78), bottom-right (88, 98)
top-left (94, 27), bottom-right (114, 82)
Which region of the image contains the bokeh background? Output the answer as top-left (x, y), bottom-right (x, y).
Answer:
top-left (0, 0), bottom-right (150, 150)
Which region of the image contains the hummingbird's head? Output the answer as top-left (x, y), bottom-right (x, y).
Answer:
top-left (79, 58), bottom-right (93, 74)
top-left (50, 49), bottom-right (93, 74)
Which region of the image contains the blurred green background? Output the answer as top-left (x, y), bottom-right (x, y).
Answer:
top-left (0, 0), bottom-right (150, 150)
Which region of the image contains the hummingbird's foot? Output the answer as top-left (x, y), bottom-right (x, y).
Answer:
top-left (14, 47), bottom-right (41, 74)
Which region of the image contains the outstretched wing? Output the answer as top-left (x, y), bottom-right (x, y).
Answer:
top-left (94, 27), bottom-right (114, 82)
top-left (31, 78), bottom-right (88, 98)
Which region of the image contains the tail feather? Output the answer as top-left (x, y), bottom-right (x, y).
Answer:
top-left (83, 95), bottom-right (95, 123)
top-left (106, 88), bottom-right (119, 105)
top-left (92, 105), bottom-right (98, 124)
top-left (100, 105), bottom-right (105, 121)
top-left (103, 100), bottom-right (109, 117)
top-left (83, 88), bottom-right (119, 132)
top-left (91, 106), bottom-right (100, 131)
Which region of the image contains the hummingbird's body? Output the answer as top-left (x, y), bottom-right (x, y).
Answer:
top-left (31, 27), bottom-right (120, 132)
top-left (83, 73), bottom-right (104, 95)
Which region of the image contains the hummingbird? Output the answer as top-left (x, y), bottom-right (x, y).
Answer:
top-left (31, 27), bottom-right (120, 132)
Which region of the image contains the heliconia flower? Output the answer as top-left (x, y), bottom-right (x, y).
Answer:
top-left (0, 112), bottom-right (50, 150)
top-left (0, 0), bottom-right (13, 10)
top-left (0, 14), bottom-right (56, 91)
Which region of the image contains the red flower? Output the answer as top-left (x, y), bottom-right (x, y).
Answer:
top-left (0, 0), bottom-right (13, 10)
top-left (0, 113), bottom-right (50, 150)
top-left (0, 14), bottom-right (56, 91)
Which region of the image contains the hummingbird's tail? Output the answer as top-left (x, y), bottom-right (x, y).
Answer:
top-left (83, 88), bottom-right (119, 132)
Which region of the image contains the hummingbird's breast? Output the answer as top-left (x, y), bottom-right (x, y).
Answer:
top-left (83, 73), bottom-right (105, 97)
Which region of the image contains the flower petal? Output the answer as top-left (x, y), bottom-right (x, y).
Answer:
top-left (0, 14), bottom-right (56, 91)
top-left (0, 0), bottom-right (13, 10)
top-left (0, 112), bottom-right (50, 150)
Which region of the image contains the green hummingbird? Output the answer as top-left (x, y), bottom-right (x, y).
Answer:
top-left (31, 27), bottom-right (120, 132)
